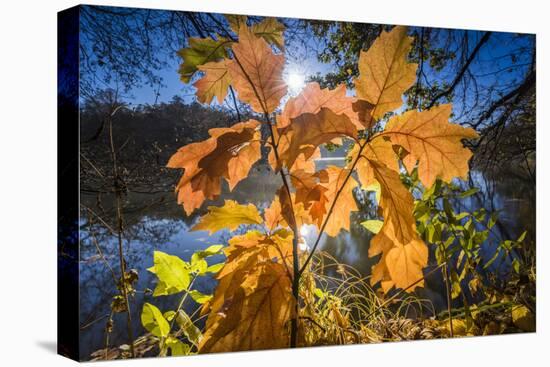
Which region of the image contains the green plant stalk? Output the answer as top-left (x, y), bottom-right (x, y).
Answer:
top-left (159, 276), bottom-right (197, 353)
top-left (442, 262), bottom-right (454, 337)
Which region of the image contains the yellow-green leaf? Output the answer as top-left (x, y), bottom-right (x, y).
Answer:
top-left (194, 244), bottom-right (224, 258)
top-left (205, 263), bottom-right (224, 274)
top-left (177, 37), bottom-right (231, 83)
top-left (141, 303), bottom-right (170, 338)
top-left (147, 251), bottom-right (190, 296)
top-left (192, 200), bottom-right (263, 234)
top-left (165, 337), bottom-right (190, 356)
top-left (225, 14), bottom-right (248, 33)
top-left (250, 17), bottom-right (285, 50)
top-left (176, 310), bottom-right (202, 345)
top-left (361, 220), bottom-right (383, 234)
top-left (189, 290), bottom-right (213, 304)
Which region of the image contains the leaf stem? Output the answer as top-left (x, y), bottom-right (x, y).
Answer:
top-left (442, 262), bottom-right (454, 337)
top-left (230, 46), bottom-right (302, 348)
top-left (298, 137), bottom-right (369, 276)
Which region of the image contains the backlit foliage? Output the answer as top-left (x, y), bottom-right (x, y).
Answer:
top-left (167, 20), bottom-right (479, 352)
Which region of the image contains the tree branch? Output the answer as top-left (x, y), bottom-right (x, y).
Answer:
top-left (427, 31), bottom-right (492, 109)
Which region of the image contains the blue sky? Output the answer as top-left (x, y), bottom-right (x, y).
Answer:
top-left (86, 9), bottom-right (534, 119)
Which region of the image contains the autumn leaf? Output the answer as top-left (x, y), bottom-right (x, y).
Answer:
top-left (199, 229), bottom-right (294, 352)
top-left (192, 200), bottom-right (263, 234)
top-left (367, 161), bottom-right (428, 291)
top-left (290, 169), bottom-right (329, 227)
top-left (276, 107), bottom-right (358, 170)
top-left (291, 149), bottom-right (320, 173)
top-left (318, 166), bottom-right (359, 237)
top-left (178, 37), bottom-right (232, 83)
top-left (348, 137), bottom-right (399, 188)
top-left (354, 25), bottom-right (417, 123)
top-left (277, 82), bottom-right (369, 129)
top-left (227, 25), bottom-right (287, 114)
top-left (374, 104), bottom-right (479, 188)
top-left (225, 14), bottom-right (248, 33)
top-left (268, 146), bottom-right (320, 174)
top-left (194, 60), bottom-right (232, 104)
top-left (167, 120), bottom-right (261, 215)
top-left (199, 261), bottom-right (293, 353)
top-left (225, 15), bottom-right (285, 50)
top-left (276, 187), bottom-right (316, 232)
top-left (264, 197), bottom-right (285, 232)
top-left (251, 17), bottom-right (285, 50)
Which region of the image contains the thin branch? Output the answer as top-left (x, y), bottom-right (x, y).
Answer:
top-left (426, 31), bottom-right (492, 109)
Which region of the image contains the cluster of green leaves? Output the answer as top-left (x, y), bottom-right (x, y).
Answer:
top-left (361, 169), bottom-right (532, 334)
top-left (409, 175), bottom-right (526, 294)
top-left (140, 246), bottom-right (224, 356)
top-left (406, 170), bottom-right (529, 327)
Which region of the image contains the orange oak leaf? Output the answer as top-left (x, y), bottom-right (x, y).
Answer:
top-left (354, 25), bottom-right (418, 123)
top-left (277, 82), bottom-right (371, 129)
top-left (264, 197), bottom-right (284, 232)
top-left (199, 229), bottom-right (294, 353)
top-left (276, 108), bottom-right (358, 170)
top-left (276, 188), bottom-right (314, 230)
top-left (265, 192), bottom-right (315, 233)
top-left (375, 104), bottom-right (479, 188)
top-left (367, 160), bottom-right (428, 291)
top-left (200, 229), bottom-right (292, 316)
top-left (291, 148), bottom-right (320, 174)
top-left (290, 169), bottom-right (329, 227)
top-left (199, 261), bottom-right (293, 353)
top-left (167, 120), bottom-right (261, 215)
top-left (348, 137), bottom-right (400, 188)
top-left (318, 166), bottom-right (359, 237)
top-left (268, 146), bottom-right (320, 174)
top-left (194, 60), bottom-right (232, 104)
top-left (227, 25), bottom-right (287, 114)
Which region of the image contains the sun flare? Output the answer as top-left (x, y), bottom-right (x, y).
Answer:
top-left (285, 71), bottom-right (306, 94)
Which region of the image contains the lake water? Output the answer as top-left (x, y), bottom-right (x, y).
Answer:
top-left (78, 159), bottom-right (534, 359)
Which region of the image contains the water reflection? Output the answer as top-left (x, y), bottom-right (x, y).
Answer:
top-left (79, 160), bottom-right (534, 359)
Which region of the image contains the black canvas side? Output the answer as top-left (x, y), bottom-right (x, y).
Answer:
top-left (57, 5), bottom-right (80, 361)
